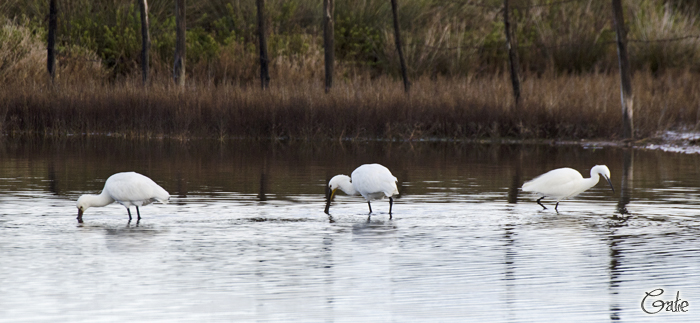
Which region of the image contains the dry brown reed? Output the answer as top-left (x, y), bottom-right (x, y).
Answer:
top-left (2, 70), bottom-right (699, 141)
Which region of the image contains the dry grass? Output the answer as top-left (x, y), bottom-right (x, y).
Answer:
top-left (2, 71), bottom-right (699, 141)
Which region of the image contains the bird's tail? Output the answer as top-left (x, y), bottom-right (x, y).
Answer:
top-left (521, 180), bottom-right (534, 191)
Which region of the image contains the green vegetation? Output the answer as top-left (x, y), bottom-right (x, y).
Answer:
top-left (2, 0), bottom-right (700, 82)
top-left (1, 0), bottom-right (699, 140)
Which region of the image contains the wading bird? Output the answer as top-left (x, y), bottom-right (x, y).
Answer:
top-left (521, 165), bottom-right (614, 212)
top-left (76, 172), bottom-right (170, 223)
top-left (324, 164), bottom-right (399, 218)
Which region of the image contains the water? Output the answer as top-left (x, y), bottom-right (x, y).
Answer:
top-left (1, 138), bottom-right (699, 322)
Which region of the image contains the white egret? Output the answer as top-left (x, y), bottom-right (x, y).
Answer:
top-left (324, 164), bottom-right (399, 218)
top-left (521, 165), bottom-right (614, 211)
top-left (76, 172), bottom-right (170, 223)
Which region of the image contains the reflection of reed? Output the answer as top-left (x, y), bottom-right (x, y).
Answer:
top-left (617, 150), bottom-right (633, 214)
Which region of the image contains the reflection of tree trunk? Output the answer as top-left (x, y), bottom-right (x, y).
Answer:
top-left (617, 149), bottom-right (633, 214)
top-left (258, 172), bottom-right (267, 201)
top-left (507, 149), bottom-right (522, 204)
top-left (258, 157), bottom-right (268, 201)
top-left (607, 230), bottom-right (623, 321)
top-left (502, 223), bottom-right (516, 320)
top-left (507, 167), bottom-right (521, 204)
top-left (48, 162), bottom-right (58, 195)
top-left (176, 172), bottom-right (188, 200)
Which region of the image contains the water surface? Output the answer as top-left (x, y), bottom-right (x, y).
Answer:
top-left (1, 139), bottom-right (699, 322)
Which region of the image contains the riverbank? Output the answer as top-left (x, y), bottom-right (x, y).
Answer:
top-left (1, 72), bottom-right (698, 141)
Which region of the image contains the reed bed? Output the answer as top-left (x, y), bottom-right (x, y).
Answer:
top-left (2, 70), bottom-right (699, 141)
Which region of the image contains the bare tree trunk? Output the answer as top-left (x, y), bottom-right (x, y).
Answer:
top-left (504, 0), bottom-right (521, 105)
top-left (47, 0), bottom-right (57, 82)
top-left (390, 0), bottom-right (410, 93)
top-left (173, 0), bottom-right (186, 87)
top-left (138, 0), bottom-right (150, 86)
top-left (323, 0), bottom-right (335, 93)
top-left (612, 0), bottom-right (634, 139)
top-left (257, 0), bottom-right (270, 89)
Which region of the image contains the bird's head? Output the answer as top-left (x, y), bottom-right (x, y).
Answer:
top-left (76, 195), bottom-right (90, 223)
top-left (592, 165), bottom-right (614, 193)
top-left (325, 175), bottom-right (350, 214)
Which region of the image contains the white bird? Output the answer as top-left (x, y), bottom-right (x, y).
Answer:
top-left (521, 165), bottom-right (614, 211)
top-left (324, 164), bottom-right (399, 218)
top-left (76, 172), bottom-right (170, 223)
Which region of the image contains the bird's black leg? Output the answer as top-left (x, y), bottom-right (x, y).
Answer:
top-left (367, 201), bottom-right (373, 214)
top-left (127, 208), bottom-right (133, 221)
top-left (389, 197), bottom-right (394, 220)
top-left (136, 206), bottom-right (142, 221)
top-left (536, 197), bottom-right (547, 210)
top-left (555, 202), bottom-right (559, 213)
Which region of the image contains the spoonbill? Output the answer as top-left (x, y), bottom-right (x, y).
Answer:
top-left (521, 165), bottom-right (614, 211)
top-left (324, 164), bottom-right (399, 218)
top-left (76, 172), bottom-right (170, 223)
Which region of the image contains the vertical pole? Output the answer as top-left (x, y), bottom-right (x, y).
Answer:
top-left (173, 0), bottom-right (186, 87)
top-left (504, 0), bottom-right (521, 105)
top-left (47, 0), bottom-right (57, 82)
top-left (390, 0), bottom-right (410, 93)
top-left (612, 0), bottom-right (634, 139)
top-left (257, 0), bottom-right (270, 89)
top-left (138, 0), bottom-right (151, 86)
top-left (323, 0), bottom-right (335, 93)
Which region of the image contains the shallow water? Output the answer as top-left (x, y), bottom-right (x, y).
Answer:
top-left (1, 139), bottom-right (699, 322)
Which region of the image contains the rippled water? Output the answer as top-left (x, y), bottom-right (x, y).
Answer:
top-left (1, 139), bottom-right (699, 322)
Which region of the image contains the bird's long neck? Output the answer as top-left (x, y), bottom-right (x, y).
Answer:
top-left (84, 192), bottom-right (115, 208)
top-left (337, 178), bottom-right (358, 196)
top-left (583, 171), bottom-right (602, 190)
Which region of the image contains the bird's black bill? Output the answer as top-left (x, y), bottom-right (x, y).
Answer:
top-left (604, 175), bottom-right (615, 193)
top-left (77, 209), bottom-right (83, 223)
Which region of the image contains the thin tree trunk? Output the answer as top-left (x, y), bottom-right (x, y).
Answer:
top-left (504, 0), bottom-right (521, 105)
top-left (323, 0), bottom-right (335, 93)
top-left (47, 0), bottom-right (57, 82)
top-left (138, 0), bottom-right (150, 86)
top-left (173, 0), bottom-right (186, 87)
top-left (390, 0), bottom-right (410, 93)
top-left (612, 0), bottom-right (634, 139)
top-left (257, 0), bottom-right (270, 89)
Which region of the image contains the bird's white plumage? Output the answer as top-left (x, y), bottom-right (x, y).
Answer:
top-left (521, 165), bottom-right (613, 210)
top-left (325, 163), bottom-right (399, 215)
top-left (522, 167), bottom-right (586, 199)
top-left (103, 172), bottom-right (170, 207)
top-left (351, 164), bottom-right (399, 201)
top-left (77, 172), bottom-right (169, 221)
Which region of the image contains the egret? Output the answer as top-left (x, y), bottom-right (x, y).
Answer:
top-left (521, 165), bottom-right (614, 211)
top-left (324, 164), bottom-right (399, 218)
top-left (76, 172), bottom-right (170, 223)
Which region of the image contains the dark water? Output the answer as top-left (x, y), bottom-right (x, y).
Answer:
top-left (1, 138), bottom-right (699, 322)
